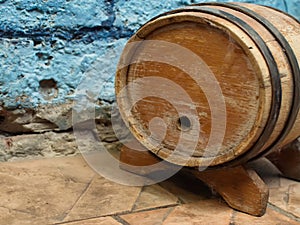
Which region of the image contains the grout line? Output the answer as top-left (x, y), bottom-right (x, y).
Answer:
top-left (229, 210), bottom-right (237, 225)
top-left (54, 183), bottom-right (182, 225)
top-left (286, 185), bottom-right (292, 206)
top-left (58, 174), bottom-right (96, 222)
top-left (113, 215), bottom-right (131, 225)
top-left (174, 194), bottom-right (186, 205)
top-left (161, 207), bottom-right (175, 224)
top-left (157, 183), bottom-right (184, 205)
top-left (130, 186), bottom-right (145, 212)
top-left (268, 203), bottom-right (300, 222)
top-left (53, 205), bottom-right (178, 225)
top-left (0, 205), bottom-right (33, 216)
top-left (127, 203), bottom-right (179, 216)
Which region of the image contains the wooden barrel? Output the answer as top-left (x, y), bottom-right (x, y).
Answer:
top-left (115, 3), bottom-right (300, 168)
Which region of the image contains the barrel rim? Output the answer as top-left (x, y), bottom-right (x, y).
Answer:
top-left (194, 2), bottom-right (300, 166)
top-left (115, 10), bottom-right (275, 167)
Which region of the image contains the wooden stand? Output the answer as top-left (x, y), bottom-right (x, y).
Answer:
top-left (267, 140), bottom-right (300, 181)
top-left (119, 141), bottom-right (269, 217)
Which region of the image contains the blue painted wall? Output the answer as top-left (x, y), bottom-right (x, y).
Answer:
top-left (0, 0), bottom-right (299, 109)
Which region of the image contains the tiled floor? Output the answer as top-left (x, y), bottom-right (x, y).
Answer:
top-left (0, 156), bottom-right (299, 225)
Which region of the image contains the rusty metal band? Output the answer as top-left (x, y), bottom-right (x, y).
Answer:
top-left (142, 5), bottom-right (282, 168)
top-left (217, 3), bottom-right (300, 161)
top-left (190, 3), bottom-right (300, 165)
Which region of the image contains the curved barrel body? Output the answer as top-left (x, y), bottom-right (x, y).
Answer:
top-left (115, 3), bottom-right (300, 168)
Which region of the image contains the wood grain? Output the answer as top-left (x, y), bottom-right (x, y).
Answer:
top-left (267, 139), bottom-right (300, 181)
top-left (115, 3), bottom-right (300, 167)
top-left (191, 166), bottom-right (269, 217)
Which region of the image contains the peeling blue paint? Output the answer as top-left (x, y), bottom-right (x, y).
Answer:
top-left (0, 37), bottom-right (127, 108)
top-left (113, 0), bottom-right (292, 31)
top-left (286, 0), bottom-right (300, 21)
top-left (0, 0), bottom-right (109, 31)
top-left (0, 0), bottom-right (299, 109)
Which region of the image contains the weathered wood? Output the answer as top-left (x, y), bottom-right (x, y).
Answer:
top-left (191, 166), bottom-right (269, 217)
top-left (232, 3), bottom-right (300, 149)
top-left (120, 142), bottom-right (161, 167)
top-left (119, 141), bottom-right (177, 176)
top-left (119, 140), bottom-right (182, 178)
top-left (119, 142), bottom-right (269, 216)
top-left (116, 3), bottom-right (299, 216)
top-left (267, 139), bottom-right (300, 181)
top-left (115, 3), bottom-right (300, 168)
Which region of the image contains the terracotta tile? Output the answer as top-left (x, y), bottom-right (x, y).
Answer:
top-left (162, 199), bottom-right (233, 225)
top-left (280, 177), bottom-right (299, 188)
top-left (0, 205), bottom-right (45, 225)
top-left (159, 170), bottom-right (212, 203)
top-left (261, 178), bottom-right (300, 220)
top-left (0, 156), bottom-right (95, 225)
top-left (133, 185), bottom-right (178, 211)
top-left (64, 176), bottom-right (141, 222)
top-left (269, 187), bottom-right (289, 211)
top-left (61, 217), bottom-right (122, 225)
top-left (121, 208), bottom-right (174, 225)
top-left (234, 208), bottom-right (299, 225)
top-left (287, 184), bottom-right (300, 218)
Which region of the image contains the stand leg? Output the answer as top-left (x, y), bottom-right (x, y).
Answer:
top-left (119, 140), bottom-right (177, 176)
top-left (267, 139), bottom-right (300, 181)
top-left (190, 166), bottom-right (269, 216)
top-left (119, 142), bottom-right (269, 216)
